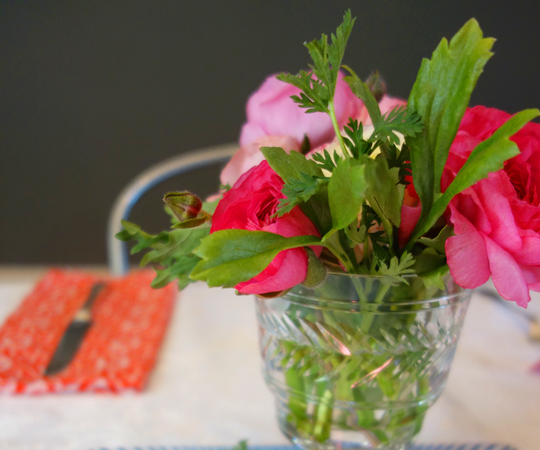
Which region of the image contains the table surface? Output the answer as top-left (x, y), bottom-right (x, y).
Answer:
top-left (0, 266), bottom-right (538, 450)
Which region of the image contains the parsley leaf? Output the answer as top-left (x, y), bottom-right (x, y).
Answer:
top-left (343, 119), bottom-right (372, 158)
top-left (277, 172), bottom-right (327, 216)
top-left (378, 252), bottom-right (415, 277)
top-left (276, 71), bottom-right (329, 114)
top-left (312, 149), bottom-right (340, 173)
top-left (116, 220), bottom-right (208, 290)
top-left (370, 105), bottom-right (423, 145)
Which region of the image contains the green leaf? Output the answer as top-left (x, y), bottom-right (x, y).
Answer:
top-left (275, 10), bottom-right (355, 118)
top-left (408, 109), bottom-right (540, 245)
top-left (261, 147), bottom-right (334, 236)
top-left (376, 252), bottom-right (415, 282)
top-left (327, 158), bottom-right (367, 230)
top-left (116, 220), bottom-right (169, 254)
top-left (261, 147), bottom-right (322, 182)
top-left (151, 255), bottom-right (200, 289)
top-left (289, 151), bottom-right (323, 177)
top-left (190, 230), bottom-right (321, 288)
top-left (342, 66), bottom-right (382, 125)
top-left (420, 264), bottom-right (450, 290)
top-left (276, 71), bottom-right (329, 114)
top-left (418, 225), bottom-right (454, 254)
top-left (312, 149), bottom-right (340, 173)
top-left (277, 172), bottom-right (327, 216)
top-left (316, 9), bottom-right (354, 94)
top-left (343, 118), bottom-right (372, 158)
top-left (364, 157), bottom-right (405, 229)
top-left (370, 105), bottom-right (423, 145)
top-left (412, 248), bottom-right (447, 274)
top-left (116, 220), bottom-right (209, 291)
top-left (140, 228), bottom-right (207, 267)
top-left (407, 19), bottom-right (495, 221)
top-left (441, 109), bottom-right (540, 202)
top-left (344, 217), bottom-right (367, 246)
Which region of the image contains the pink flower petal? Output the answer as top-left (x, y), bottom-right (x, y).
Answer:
top-left (236, 248), bottom-right (308, 294)
top-left (483, 235), bottom-right (531, 308)
top-left (476, 173), bottom-right (522, 252)
top-left (513, 235), bottom-right (540, 265)
top-left (520, 265), bottom-right (540, 292)
top-left (446, 204), bottom-right (491, 289)
top-left (221, 135), bottom-right (300, 187)
top-left (398, 204), bottom-right (422, 248)
top-left (239, 122), bottom-right (266, 147)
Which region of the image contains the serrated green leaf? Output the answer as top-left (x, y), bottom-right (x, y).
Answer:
top-left (344, 217), bottom-right (367, 246)
top-left (277, 172), bottom-right (327, 216)
top-left (277, 10), bottom-right (355, 116)
top-left (370, 105), bottom-right (423, 145)
top-left (373, 252), bottom-right (415, 284)
top-left (276, 71), bottom-right (329, 113)
top-left (364, 157), bottom-right (405, 228)
top-left (261, 147), bottom-right (322, 183)
top-left (116, 220), bottom-right (170, 254)
top-left (342, 66), bottom-right (382, 125)
top-left (407, 19), bottom-right (495, 228)
top-left (151, 255), bottom-right (200, 289)
top-left (190, 230), bottom-right (321, 288)
top-left (116, 220), bottom-right (208, 291)
top-left (141, 228), bottom-right (207, 267)
top-left (327, 158), bottom-right (367, 230)
top-left (312, 149), bottom-right (340, 173)
top-left (261, 146), bottom-right (334, 235)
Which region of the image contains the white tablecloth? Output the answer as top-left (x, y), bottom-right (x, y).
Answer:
top-left (0, 268), bottom-right (538, 450)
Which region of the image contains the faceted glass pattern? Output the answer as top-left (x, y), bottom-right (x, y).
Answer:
top-left (255, 273), bottom-right (472, 450)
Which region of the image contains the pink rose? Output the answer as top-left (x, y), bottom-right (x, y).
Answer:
top-left (220, 135), bottom-right (300, 187)
top-left (239, 72), bottom-right (364, 148)
top-left (445, 106), bottom-right (540, 307)
top-left (212, 161), bottom-right (321, 295)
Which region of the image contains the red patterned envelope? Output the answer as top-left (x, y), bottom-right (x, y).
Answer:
top-left (0, 269), bottom-right (176, 394)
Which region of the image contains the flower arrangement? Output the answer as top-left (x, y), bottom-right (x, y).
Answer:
top-left (118, 11), bottom-right (539, 449)
top-left (118, 11), bottom-right (539, 307)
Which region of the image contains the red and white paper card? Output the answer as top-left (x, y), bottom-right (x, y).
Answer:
top-left (0, 269), bottom-right (176, 394)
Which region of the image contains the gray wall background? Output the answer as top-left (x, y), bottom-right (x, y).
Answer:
top-left (2, 0), bottom-right (539, 264)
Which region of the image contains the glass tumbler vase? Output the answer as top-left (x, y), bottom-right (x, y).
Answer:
top-left (255, 272), bottom-right (471, 450)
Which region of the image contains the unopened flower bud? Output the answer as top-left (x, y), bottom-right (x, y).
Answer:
top-left (365, 71), bottom-right (386, 103)
top-left (163, 191), bottom-right (209, 228)
top-left (302, 247), bottom-right (327, 288)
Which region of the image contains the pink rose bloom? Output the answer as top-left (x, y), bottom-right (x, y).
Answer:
top-left (212, 161), bottom-right (321, 295)
top-left (444, 106), bottom-right (540, 307)
top-left (220, 135), bottom-right (300, 187)
top-left (239, 72), bottom-right (364, 148)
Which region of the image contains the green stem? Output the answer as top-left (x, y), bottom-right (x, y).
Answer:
top-left (363, 236), bottom-right (370, 269)
top-left (328, 101), bottom-right (349, 157)
top-left (360, 283), bottom-right (391, 332)
top-left (324, 232), bottom-right (358, 273)
top-left (312, 388), bottom-right (334, 442)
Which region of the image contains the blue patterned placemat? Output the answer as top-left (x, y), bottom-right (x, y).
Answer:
top-left (92, 445), bottom-right (517, 450)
